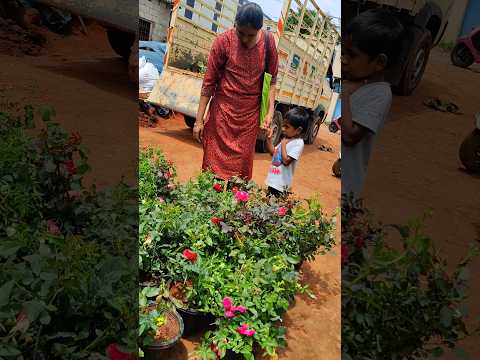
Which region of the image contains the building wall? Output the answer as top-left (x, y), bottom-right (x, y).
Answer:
top-left (139, 0), bottom-right (171, 41)
top-left (442, 0), bottom-right (469, 43)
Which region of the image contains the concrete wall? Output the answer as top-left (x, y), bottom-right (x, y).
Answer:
top-left (139, 0), bottom-right (171, 41)
top-left (442, 0), bottom-right (469, 43)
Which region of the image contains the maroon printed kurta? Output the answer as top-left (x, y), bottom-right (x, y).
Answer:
top-left (201, 29), bottom-right (278, 180)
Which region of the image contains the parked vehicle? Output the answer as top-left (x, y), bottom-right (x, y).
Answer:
top-left (344, 0), bottom-right (453, 95)
top-left (148, 0), bottom-right (339, 152)
top-left (451, 26), bottom-right (480, 68)
top-left (34, 1), bottom-right (137, 68)
top-left (139, 41), bottom-right (167, 73)
top-left (459, 112), bottom-right (480, 173)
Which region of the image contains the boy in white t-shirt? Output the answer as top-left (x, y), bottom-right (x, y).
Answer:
top-left (265, 107), bottom-right (308, 197)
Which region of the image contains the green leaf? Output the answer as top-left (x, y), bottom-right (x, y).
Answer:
top-left (440, 306), bottom-right (453, 327)
top-left (0, 281), bottom-right (15, 307)
top-left (40, 105), bottom-right (56, 122)
top-left (142, 287), bottom-right (160, 298)
top-left (24, 300), bottom-right (44, 322)
top-left (458, 267), bottom-right (470, 281)
top-left (432, 347), bottom-right (444, 357)
top-left (0, 345), bottom-right (21, 356)
top-left (453, 347), bottom-right (470, 359)
top-left (40, 312), bottom-right (51, 325)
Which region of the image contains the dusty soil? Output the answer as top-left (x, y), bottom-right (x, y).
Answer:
top-left (155, 312), bottom-right (181, 342)
top-left (0, 21), bottom-right (137, 189)
top-left (363, 49), bottom-right (480, 359)
top-left (140, 118), bottom-right (341, 360)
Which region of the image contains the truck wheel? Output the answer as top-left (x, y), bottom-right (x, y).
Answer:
top-left (451, 43), bottom-right (474, 68)
top-left (106, 28), bottom-right (135, 60)
top-left (332, 158), bottom-right (341, 178)
top-left (256, 110), bottom-right (283, 153)
top-left (459, 130), bottom-right (480, 173)
top-left (393, 28), bottom-right (432, 96)
top-left (185, 116), bottom-right (196, 128)
top-left (305, 109), bottom-right (324, 144)
top-left (329, 122), bottom-right (338, 133)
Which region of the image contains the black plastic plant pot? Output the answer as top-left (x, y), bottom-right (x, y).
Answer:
top-left (224, 350), bottom-right (246, 360)
top-left (145, 309), bottom-right (184, 351)
top-left (176, 307), bottom-right (215, 337)
top-left (294, 260), bottom-right (304, 271)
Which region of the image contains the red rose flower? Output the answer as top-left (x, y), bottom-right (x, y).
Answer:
top-left (213, 183), bottom-right (222, 192)
top-left (106, 343), bottom-right (137, 360)
top-left (341, 243), bottom-right (349, 266)
top-left (164, 171), bottom-right (172, 179)
top-left (182, 249), bottom-right (198, 262)
top-left (211, 217), bottom-right (221, 225)
top-left (355, 237), bottom-right (365, 249)
top-left (63, 160), bottom-right (77, 176)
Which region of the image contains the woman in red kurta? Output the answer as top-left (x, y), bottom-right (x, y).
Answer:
top-left (193, 3), bottom-right (279, 181)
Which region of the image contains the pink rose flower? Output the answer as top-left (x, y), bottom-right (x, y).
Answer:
top-left (237, 324), bottom-right (255, 337)
top-left (277, 207), bottom-right (287, 217)
top-left (224, 310), bottom-right (235, 318)
top-left (235, 191), bottom-right (249, 202)
top-left (47, 219), bottom-right (61, 235)
top-left (67, 190), bottom-right (81, 199)
top-left (232, 305), bottom-right (247, 314)
top-left (158, 196), bottom-right (165, 203)
top-left (222, 297), bottom-right (233, 310)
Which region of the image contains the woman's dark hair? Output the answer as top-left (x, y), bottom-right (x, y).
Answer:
top-left (285, 107), bottom-right (310, 133)
top-left (235, 3), bottom-right (263, 30)
top-left (345, 8), bottom-right (404, 67)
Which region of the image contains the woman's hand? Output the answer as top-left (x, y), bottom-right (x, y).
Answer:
top-left (193, 121), bottom-right (204, 143)
top-left (262, 112), bottom-right (273, 131)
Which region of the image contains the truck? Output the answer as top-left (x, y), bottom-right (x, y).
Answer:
top-left (147, 0), bottom-right (339, 152)
top-left (344, 0), bottom-right (453, 95)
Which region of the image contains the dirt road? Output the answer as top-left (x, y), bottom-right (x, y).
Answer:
top-left (140, 117), bottom-right (341, 360)
top-left (0, 22), bottom-right (137, 189)
top-left (364, 48), bottom-right (480, 359)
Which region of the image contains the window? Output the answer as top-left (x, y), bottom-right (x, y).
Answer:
top-left (215, 2), bottom-right (222, 11)
top-left (186, 0), bottom-right (195, 7)
top-left (185, 9), bottom-right (193, 19)
top-left (212, 23), bottom-right (218, 32)
top-left (213, 13), bottom-right (218, 21)
top-left (139, 18), bottom-right (151, 41)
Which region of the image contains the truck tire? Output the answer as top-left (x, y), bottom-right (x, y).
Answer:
top-left (459, 130), bottom-right (480, 173)
top-left (451, 43), bottom-right (474, 68)
top-left (393, 27), bottom-right (432, 96)
top-left (255, 110), bottom-right (283, 153)
top-left (185, 116), bottom-right (196, 128)
top-left (106, 28), bottom-right (135, 60)
top-left (305, 106), bottom-right (325, 144)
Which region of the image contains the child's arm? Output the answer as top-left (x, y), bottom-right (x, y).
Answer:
top-left (341, 81), bottom-right (369, 146)
top-left (280, 138), bottom-right (294, 166)
top-left (266, 128), bottom-right (275, 156)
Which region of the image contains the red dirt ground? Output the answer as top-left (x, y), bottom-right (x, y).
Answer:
top-left (363, 49), bottom-right (480, 359)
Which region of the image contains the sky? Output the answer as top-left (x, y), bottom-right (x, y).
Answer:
top-left (253, 0), bottom-right (340, 22)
